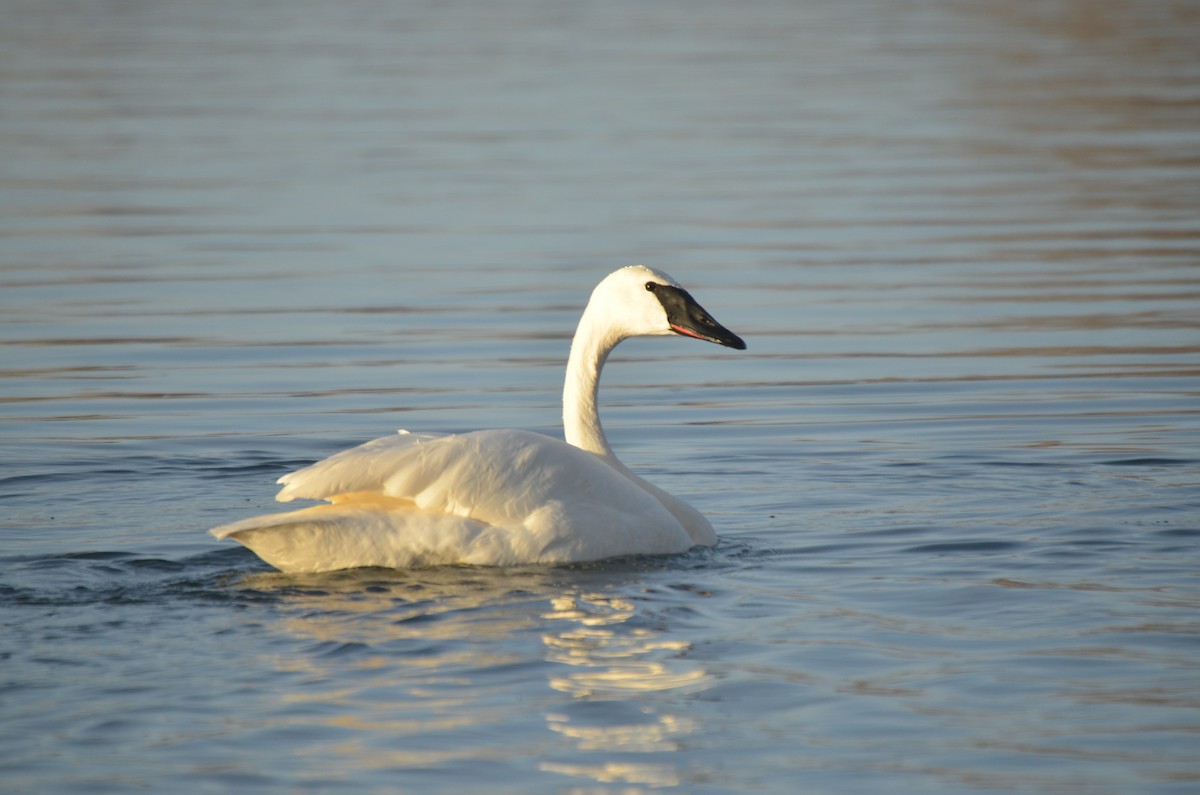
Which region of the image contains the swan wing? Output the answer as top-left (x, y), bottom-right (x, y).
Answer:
top-left (274, 430), bottom-right (441, 503)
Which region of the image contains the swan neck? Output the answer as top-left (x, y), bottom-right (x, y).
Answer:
top-left (563, 306), bottom-right (620, 460)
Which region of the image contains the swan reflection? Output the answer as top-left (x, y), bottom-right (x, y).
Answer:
top-left (237, 568), bottom-right (713, 788)
top-left (537, 590), bottom-right (712, 789)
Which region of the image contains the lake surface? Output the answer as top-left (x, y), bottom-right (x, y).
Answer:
top-left (2, 0), bottom-right (1199, 792)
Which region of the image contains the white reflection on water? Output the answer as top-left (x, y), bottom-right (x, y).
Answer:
top-left (543, 593), bottom-right (712, 699)
top-left (539, 759), bottom-right (682, 789)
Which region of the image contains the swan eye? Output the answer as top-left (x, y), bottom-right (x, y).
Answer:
top-left (645, 282), bottom-right (658, 292)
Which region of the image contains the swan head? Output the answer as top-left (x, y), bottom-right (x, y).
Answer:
top-left (592, 265), bottom-right (747, 350)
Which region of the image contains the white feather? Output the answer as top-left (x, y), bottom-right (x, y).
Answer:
top-left (210, 266), bottom-right (741, 573)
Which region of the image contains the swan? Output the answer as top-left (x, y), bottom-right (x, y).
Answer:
top-left (210, 265), bottom-right (745, 573)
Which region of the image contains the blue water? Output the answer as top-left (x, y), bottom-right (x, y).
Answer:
top-left (3, 0), bottom-right (1199, 792)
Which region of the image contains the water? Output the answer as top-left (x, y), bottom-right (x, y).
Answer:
top-left (2, 0), bottom-right (1198, 792)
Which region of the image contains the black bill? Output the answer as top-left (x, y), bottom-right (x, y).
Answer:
top-left (647, 282), bottom-right (747, 350)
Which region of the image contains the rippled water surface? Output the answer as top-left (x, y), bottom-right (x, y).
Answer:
top-left (3, 1), bottom-right (1199, 792)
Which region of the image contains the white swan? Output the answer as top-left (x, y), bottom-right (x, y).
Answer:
top-left (210, 265), bottom-right (745, 573)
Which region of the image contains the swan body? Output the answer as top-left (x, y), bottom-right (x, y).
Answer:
top-left (211, 265), bottom-right (745, 573)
